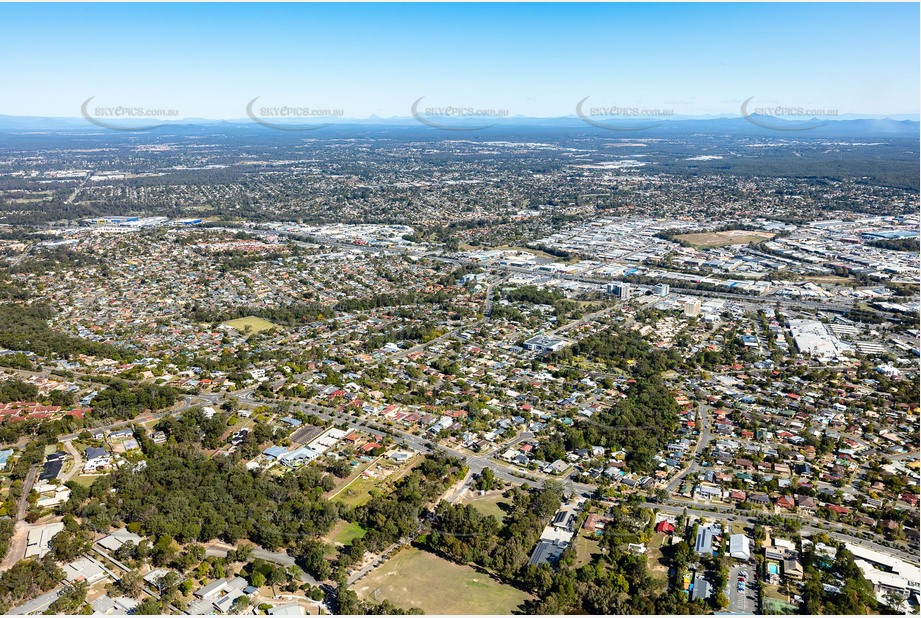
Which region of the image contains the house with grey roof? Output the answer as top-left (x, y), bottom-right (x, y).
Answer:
top-left (691, 574), bottom-right (712, 601)
top-left (97, 528), bottom-right (143, 552)
top-left (83, 447), bottom-right (111, 472)
top-left (694, 525), bottom-right (717, 557)
top-left (527, 539), bottom-right (568, 567)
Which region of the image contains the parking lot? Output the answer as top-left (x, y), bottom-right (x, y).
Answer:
top-left (728, 564), bottom-right (758, 614)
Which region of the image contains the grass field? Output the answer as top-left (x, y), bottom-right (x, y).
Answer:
top-left (331, 476), bottom-right (381, 508)
top-left (71, 475), bottom-right (99, 487)
top-left (325, 458), bottom-right (376, 493)
top-left (460, 491), bottom-right (510, 521)
top-left (801, 275), bottom-right (856, 285)
top-left (329, 458), bottom-right (420, 508)
top-left (494, 245), bottom-right (558, 260)
top-left (645, 533), bottom-right (669, 574)
top-left (327, 520), bottom-right (367, 546)
top-left (328, 460), bottom-right (390, 508)
top-left (674, 230), bottom-right (775, 248)
top-left (573, 533), bottom-right (602, 568)
top-left (457, 243), bottom-right (576, 264)
top-left (354, 548), bottom-right (532, 614)
top-left (222, 316), bottom-right (278, 334)
top-left (498, 245), bottom-right (580, 263)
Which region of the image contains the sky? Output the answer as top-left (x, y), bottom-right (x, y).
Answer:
top-left (0, 3), bottom-right (918, 120)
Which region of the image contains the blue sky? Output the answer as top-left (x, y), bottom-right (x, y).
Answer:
top-left (1, 3), bottom-right (918, 119)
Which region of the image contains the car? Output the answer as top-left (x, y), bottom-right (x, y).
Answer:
top-left (738, 583), bottom-right (745, 592)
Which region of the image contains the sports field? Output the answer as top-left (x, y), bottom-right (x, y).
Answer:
top-left (222, 316), bottom-right (278, 333)
top-left (354, 548), bottom-right (532, 614)
top-left (674, 230), bottom-right (774, 248)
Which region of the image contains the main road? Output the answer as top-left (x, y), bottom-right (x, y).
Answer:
top-left (665, 403), bottom-right (712, 493)
top-left (643, 501), bottom-right (919, 566)
top-left (232, 391), bottom-right (597, 495)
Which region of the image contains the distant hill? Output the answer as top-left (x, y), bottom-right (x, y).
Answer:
top-left (0, 114), bottom-right (917, 138)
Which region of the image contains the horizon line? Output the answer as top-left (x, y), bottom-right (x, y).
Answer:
top-left (2, 113), bottom-right (920, 123)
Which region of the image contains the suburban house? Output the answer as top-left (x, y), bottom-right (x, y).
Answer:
top-left (84, 447), bottom-right (111, 472)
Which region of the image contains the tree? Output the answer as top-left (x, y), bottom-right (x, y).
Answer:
top-left (49, 524), bottom-right (93, 562)
top-left (328, 459), bottom-right (352, 478)
top-left (230, 543), bottom-right (254, 563)
top-left (114, 570), bottom-right (144, 599)
top-left (335, 578), bottom-right (360, 615)
top-left (179, 579), bottom-right (195, 596)
top-left (474, 467), bottom-right (497, 491)
top-left (151, 535), bottom-right (177, 567)
top-left (268, 566), bottom-right (287, 593)
top-left (135, 598), bottom-right (162, 615)
top-left (47, 582), bottom-right (87, 614)
top-left (114, 540), bottom-right (138, 564)
top-left (231, 595), bottom-right (251, 613)
top-left (154, 571), bottom-right (180, 596)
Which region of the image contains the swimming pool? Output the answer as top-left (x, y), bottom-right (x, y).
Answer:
top-left (767, 563), bottom-right (780, 575)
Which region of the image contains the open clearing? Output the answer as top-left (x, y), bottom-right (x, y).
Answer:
top-left (328, 458), bottom-right (416, 508)
top-left (801, 275), bottom-right (857, 285)
top-left (71, 474), bottom-right (100, 487)
top-left (330, 476), bottom-right (382, 508)
top-left (674, 230), bottom-right (775, 248)
top-left (325, 458), bottom-right (377, 495)
top-left (354, 548), bottom-right (532, 614)
top-left (459, 490), bottom-right (510, 521)
top-left (326, 520), bottom-right (367, 546)
top-left (222, 316), bottom-right (278, 333)
top-left (645, 533), bottom-right (669, 574)
top-left (493, 245), bottom-right (567, 261)
top-left (573, 532), bottom-right (602, 568)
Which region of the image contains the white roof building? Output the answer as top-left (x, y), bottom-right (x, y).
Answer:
top-left (729, 533), bottom-right (751, 561)
top-left (268, 602), bottom-right (306, 616)
top-left (25, 522), bottom-right (64, 559)
top-left (63, 557), bottom-right (107, 585)
top-left (97, 528), bottom-right (143, 552)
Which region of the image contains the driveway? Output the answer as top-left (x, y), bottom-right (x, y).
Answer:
top-left (60, 439), bottom-right (84, 482)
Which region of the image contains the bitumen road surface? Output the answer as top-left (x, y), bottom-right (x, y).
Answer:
top-left (728, 563), bottom-right (757, 614)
